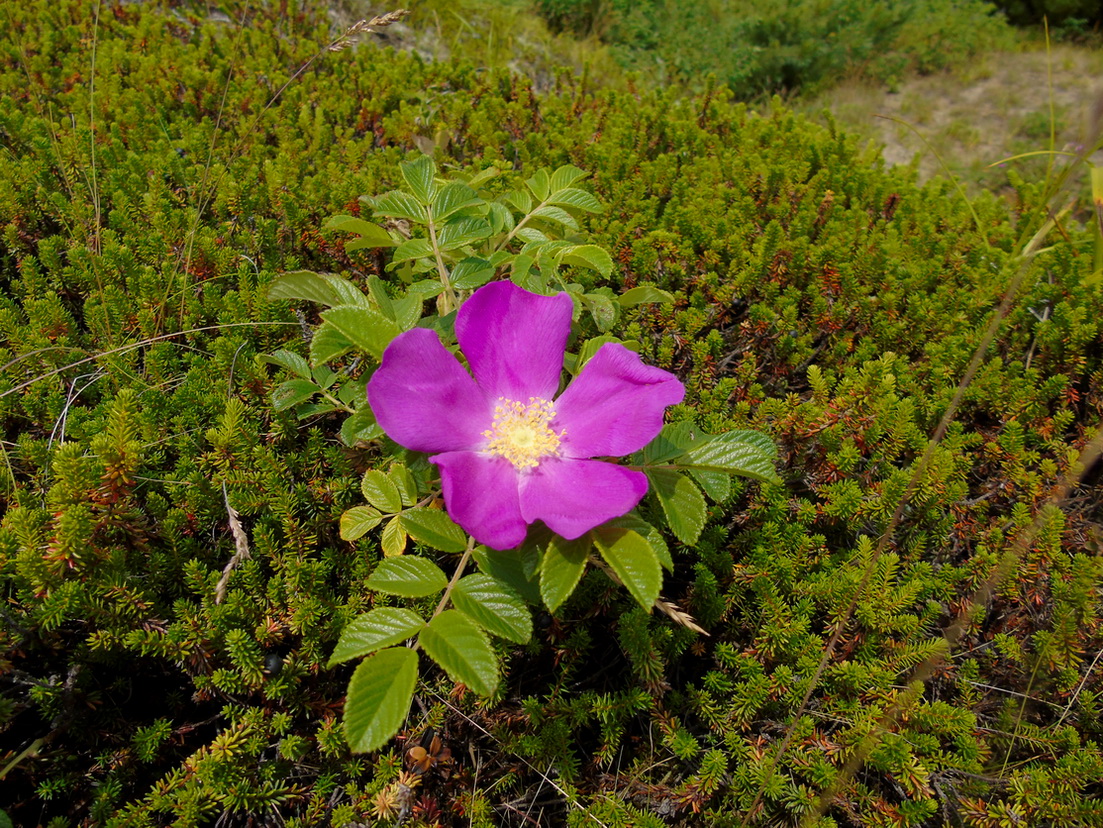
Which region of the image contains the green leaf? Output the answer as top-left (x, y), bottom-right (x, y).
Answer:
top-left (343, 647), bottom-right (418, 753)
top-left (549, 164), bottom-right (589, 191)
top-left (432, 181), bottom-right (481, 221)
top-left (487, 201), bottom-right (516, 234)
top-left (380, 516), bottom-right (407, 557)
top-left (391, 295), bottom-right (422, 331)
top-left (682, 430), bottom-right (781, 484)
top-left (581, 292), bottom-right (617, 332)
top-left (372, 190), bottom-right (427, 222)
top-left (271, 379), bottom-right (318, 412)
top-left (329, 608), bottom-right (426, 666)
top-left (504, 188), bottom-right (532, 215)
top-left (388, 464), bottom-right (417, 507)
top-left (525, 168), bottom-right (551, 202)
top-left (529, 205), bottom-right (579, 230)
top-left (268, 270), bottom-right (370, 307)
top-left (418, 610), bottom-right (499, 696)
top-left (548, 187), bottom-right (602, 213)
top-left (558, 244), bottom-right (613, 277)
top-left (399, 508), bottom-right (467, 553)
top-left (592, 528), bottom-right (661, 610)
top-left (320, 305), bottom-right (402, 360)
top-left (452, 574), bottom-right (532, 643)
top-left (646, 468), bottom-right (707, 546)
top-left (365, 556), bottom-right (447, 597)
top-left (361, 470), bottom-right (402, 513)
top-left (401, 155), bottom-right (438, 205)
top-left (340, 407), bottom-right (382, 446)
top-left (619, 285), bottom-right (675, 306)
top-left (689, 468), bottom-right (731, 502)
top-left (390, 238), bottom-right (434, 265)
top-left (515, 227), bottom-right (549, 245)
top-left (340, 505), bottom-right (384, 541)
top-left (366, 275), bottom-right (396, 320)
top-left (640, 421), bottom-right (705, 465)
top-left (451, 257), bottom-right (496, 290)
top-left (324, 215), bottom-right (397, 250)
top-left (605, 514), bottom-right (672, 573)
top-left (436, 217), bottom-right (493, 251)
top-left (258, 348), bottom-right (311, 379)
top-left (310, 322), bottom-right (355, 365)
top-left (539, 534), bottom-right (590, 612)
top-left (471, 545), bottom-right (541, 605)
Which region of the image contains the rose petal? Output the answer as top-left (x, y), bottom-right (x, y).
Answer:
top-left (456, 280), bottom-right (573, 402)
top-left (519, 458), bottom-right (648, 540)
top-left (432, 451), bottom-right (529, 550)
top-left (367, 328), bottom-right (490, 453)
top-left (554, 343), bottom-right (685, 458)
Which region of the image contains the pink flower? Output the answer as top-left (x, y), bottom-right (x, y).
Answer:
top-left (367, 281), bottom-right (685, 550)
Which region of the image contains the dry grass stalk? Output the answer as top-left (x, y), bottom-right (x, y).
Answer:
top-left (329, 9), bottom-right (412, 52)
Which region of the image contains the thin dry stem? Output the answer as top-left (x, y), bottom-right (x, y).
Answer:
top-left (214, 484), bottom-right (252, 604)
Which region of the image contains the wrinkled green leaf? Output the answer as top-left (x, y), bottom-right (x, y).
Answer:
top-left (320, 305), bottom-right (402, 360)
top-left (388, 464), bottom-right (417, 507)
top-left (268, 270), bottom-right (370, 307)
top-left (549, 164), bottom-right (589, 191)
top-left (380, 516), bottom-right (407, 557)
top-left (647, 468), bottom-right (707, 545)
top-left (592, 528), bottom-right (661, 610)
top-left (451, 257), bottom-right (496, 290)
top-left (548, 187), bottom-right (602, 213)
top-left (682, 430), bottom-right (781, 484)
top-left (343, 647), bottom-right (418, 753)
top-left (362, 470), bottom-right (402, 513)
top-left (324, 215), bottom-right (397, 250)
top-left (329, 608), bottom-right (425, 666)
top-left (471, 545), bottom-right (541, 605)
top-left (525, 169), bottom-right (551, 202)
top-left (606, 514), bottom-right (672, 573)
top-left (530, 204), bottom-right (578, 230)
top-left (340, 505), bottom-right (384, 541)
top-left (365, 556), bottom-right (447, 597)
top-left (401, 155), bottom-right (438, 205)
top-left (581, 292), bottom-right (617, 332)
top-left (689, 468), bottom-right (731, 502)
top-left (310, 322), bottom-right (355, 365)
top-left (390, 238), bottom-right (434, 265)
top-left (539, 534), bottom-right (591, 612)
top-left (619, 285), bottom-right (675, 306)
top-left (419, 610), bottom-right (499, 696)
top-left (258, 348), bottom-right (311, 379)
top-left (432, 181), bottom-right (481, 221)
top-left (558, 244), bottom-right (613, 277)
top-left (271, 379), bottom-right (318, 412)
top-left (437, 217), bottom-right (493, 251)
top-left (340, 407), bottom-right (382, 446)
top-left (399, 507), bottom-right (467, 553)
top-left (452, 574), bottom-right (532, 643)
top-left (373, 190), bottom-right (427, 222)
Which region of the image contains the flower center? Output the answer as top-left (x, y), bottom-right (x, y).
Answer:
top-left (482, 397), bottom-right (563, 470)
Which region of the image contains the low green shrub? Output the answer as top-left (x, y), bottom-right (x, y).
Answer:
top-left (0, 1), bottom-right (1101, 826)
top-left (534, 0), bottom-right (1015, 96)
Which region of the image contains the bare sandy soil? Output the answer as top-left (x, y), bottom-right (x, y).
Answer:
top-left (808, 45), bottom-right (1103, 188)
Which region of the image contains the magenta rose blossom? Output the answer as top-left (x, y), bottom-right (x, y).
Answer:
top-left (367, 280), bottom-right (685, 550)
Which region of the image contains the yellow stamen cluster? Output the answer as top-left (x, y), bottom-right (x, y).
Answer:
top-left (482, 396), bottom-right (564, 470)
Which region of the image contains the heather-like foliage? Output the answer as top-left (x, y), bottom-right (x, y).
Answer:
top-left (1, 1), bottom-right (1102, 827)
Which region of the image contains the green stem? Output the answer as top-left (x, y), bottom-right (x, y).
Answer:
top-left (430, 538), bottom-right (474, 620)
top-left (425, 207), bottom-right (456, 314)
